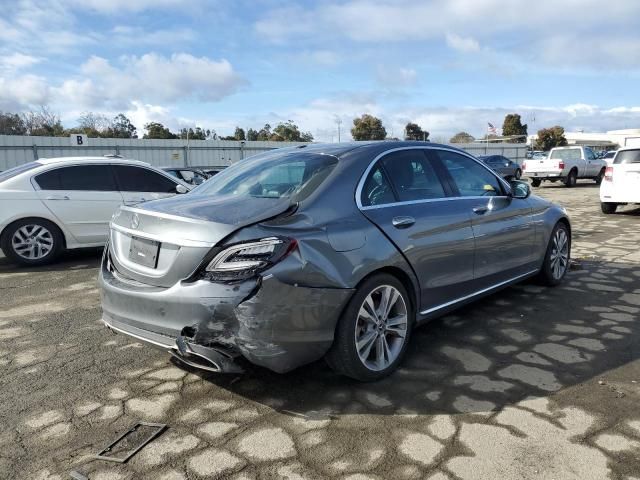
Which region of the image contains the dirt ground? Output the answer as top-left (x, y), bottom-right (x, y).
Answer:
top-left (1, 181), bottom-right (639, 480)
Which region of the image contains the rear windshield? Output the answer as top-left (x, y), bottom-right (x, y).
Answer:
top-left (550, 148), bottom-right (581, 160)
top-left (0, 162), bottom-right (40, 184)
top-left (190, 150), bottom-right (338, 201)
top-left (613, 150), bottom-right (640, 164)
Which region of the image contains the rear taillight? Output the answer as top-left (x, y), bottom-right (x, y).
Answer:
top-left (558, 161), bottom-right (565, 170)
top-left (522, 162), bottom-right (527, 171)
top-left (604, 166), bottom-right (613, 182)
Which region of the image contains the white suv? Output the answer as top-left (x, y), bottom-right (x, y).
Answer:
top-left (600, 147), bottom-right (640, 214)
top-left (0, 157), bottom-right (190, 265)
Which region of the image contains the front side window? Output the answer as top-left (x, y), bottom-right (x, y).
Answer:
top-left (614, 149), bottom-right (640, 164)
top-left (191, 151), bottom-right (338, 202)
top-left (436, 150), bottom-right (503, 197)
top-left (34, 165), bottom-right (117, 191)
top-left (584, 147), bottom-right (596, 160)
top-left (380, 150), bottom-right (446, 202)
top-left (113, 166), bottom-right (178, 193)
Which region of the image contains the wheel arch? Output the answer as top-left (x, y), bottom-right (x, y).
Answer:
top-left (0, 216), bottom-right (68, 249)
top-left (352, 266), bottom-right (419, 318)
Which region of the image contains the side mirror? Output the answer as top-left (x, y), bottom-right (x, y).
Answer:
top-left (510, 180), bottom-right (530, 199)
top-left (175, 184), bottom-right (188, 194)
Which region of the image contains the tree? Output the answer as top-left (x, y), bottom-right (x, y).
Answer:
top-left (272, 120), bottom-right (314, 142)
top-left (109, 113), bottom-right (137, 138)
top-left (300, 131), bottom-right (314, 142)
top-left (143, 122), bottom-right (178, 139)
top-left (502, 114), bottom-right (528, 143)
top-left (535, 126), bottom-right (568, 151)
top-left (256, 123), bottom-right (272, 141)
top-left (351, 114), bottom-right (386, 140)
top-left (22, 107), bottom-right (65, 136)
top-left (234, 127), bottom-right (246, 141)
top-left (247, 128), bottom-right (258, 141)
top-left (404, 122), bottom-right (429, 141)
top-left (0, 112), bottom-right (26, 135)
top-left (449, 131), bottom-right (475, 143)
top-left (179, 127), bottom-right (210, 140)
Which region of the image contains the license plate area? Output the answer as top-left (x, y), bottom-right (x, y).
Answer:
top-left (129, 236), bottom-right (160, 268)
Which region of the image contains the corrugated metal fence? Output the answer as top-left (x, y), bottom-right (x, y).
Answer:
top-left (0, 136), bottom-right (528, 170)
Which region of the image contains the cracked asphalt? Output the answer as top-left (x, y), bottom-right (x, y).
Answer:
top-left (1, 182), bottom-right (639, 480)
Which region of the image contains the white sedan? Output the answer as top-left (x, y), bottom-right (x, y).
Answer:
top-left (600, 147), bottom-right (640, 214)
top-left (0, 156), bottom-right (190, 265)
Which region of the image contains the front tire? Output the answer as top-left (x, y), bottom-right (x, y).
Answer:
top-left (514, 169), bottom-right (522, 180)
top-left (601, 202), bottom-right (617, 214)
top-left (531, 178), bottom-right (542, 187)
top-left (0, 218), bottom-right (64, 266)
top-left (538, 222), bottom-right (571, 286)
top-left (326, 273), bottom-right (413, 381)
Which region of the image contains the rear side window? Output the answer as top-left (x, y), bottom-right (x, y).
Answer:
top-left (436, 150), bottom-right (503, 197)
top-left (0, 162), bottom-right (40, 184)
top-left (380, 150), bottom-right (446, 202)
top-left (113, 165), bottom-right (178, 193)
top-left (613, 150), bottom-right (640, 164)
top-left (361, 166), bottom-right (395, 207)
top-left (34, 165), bottom-right (117, 191)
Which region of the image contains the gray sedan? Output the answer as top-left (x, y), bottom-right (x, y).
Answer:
top-left (100, 142), bottom-right (570, 381)
top-left (478, 155), bottom-right (522, 179)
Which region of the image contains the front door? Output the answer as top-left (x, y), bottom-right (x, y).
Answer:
top-left (433, 149), bottom-right (536, 286)
top-left (34, 164), bottom-right (124, 244)
top-left (358, 148), bottom-right (476, 312)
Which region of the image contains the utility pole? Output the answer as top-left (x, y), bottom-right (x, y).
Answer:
top-left (335, 116), bottom-right (342, 143)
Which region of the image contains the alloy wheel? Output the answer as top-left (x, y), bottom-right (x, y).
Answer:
top-left (11, 224), bottom-right (54, 260)
top-left (549, 228), bottom-right (569, 280)
top-left (355, 285), bottom-right (408, 371)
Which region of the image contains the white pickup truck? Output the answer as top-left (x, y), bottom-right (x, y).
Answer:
top-left (523, 146), bottom-right (607, 187)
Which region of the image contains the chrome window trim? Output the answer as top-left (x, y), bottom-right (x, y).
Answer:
top-left (420, 269), bottom-right (539, 315)
top-left (355, 145), bottom-right (511, 210)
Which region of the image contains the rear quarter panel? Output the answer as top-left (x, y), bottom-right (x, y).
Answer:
top-left (526, 195), bottom-right (571, 264)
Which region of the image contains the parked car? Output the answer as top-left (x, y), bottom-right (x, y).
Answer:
top-left (600, 147), bottom-right (640, 214)
top-left (477, 155), bottom-right (522, 179)
top-left (0, 157), bottom-right (190, 265)
top-left (162, 167), bottom-right (210, 186)
top-left (202, 167), bottom-right (226, 177)
top-left (100, 142), bottom-right (571, 381)
top-left (532, 152), bottom-right (547, 160)
top-left (523, 146), bottom-right (607, 187)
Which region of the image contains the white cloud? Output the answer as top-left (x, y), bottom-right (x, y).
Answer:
top-left (0, 75), bottom-right (51, 110)
top-left (67, 0), bottom-right (188, 13)
top-left (0, 53), bottom-right (41, 73)
top-left (376, 66), bottom-right (417, 88)
top-left (446, 33), bottom-right (480, 53)
top-left (110, 26), bottom-right (197, 46)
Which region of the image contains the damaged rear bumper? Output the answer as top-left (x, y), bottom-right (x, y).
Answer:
top-left (99, 258), bottom-right (354, 373)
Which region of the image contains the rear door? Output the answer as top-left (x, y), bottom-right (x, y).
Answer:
top-left (358, 148), bottom-right (476, 311)
top-left (613, 149), bottom-right (640, 198)
top-left (33, 164), bottom-right (124, 244)
top-left (434, 149), bottom-right (537, 285)
top-left (112, 165), bottom-right (183, 205)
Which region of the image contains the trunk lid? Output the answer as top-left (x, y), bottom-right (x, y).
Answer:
top-left (108, 194), bottom-right (292, 287)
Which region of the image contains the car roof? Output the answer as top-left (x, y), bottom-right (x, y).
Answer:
top-left (615, 147), bottom-right (639, 152)
top-left (35, 156), bottom-right (150, 166)
top-left (270, 141), bottom-right (469, 159)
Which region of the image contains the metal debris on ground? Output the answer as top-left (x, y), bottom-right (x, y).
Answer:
top-left (95, 422), bottom-right (167, 463)
top-left (69, 471), bottom-right (89, 480)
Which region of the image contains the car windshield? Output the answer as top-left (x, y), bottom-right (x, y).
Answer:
top-left (550, 148), bottom-right (581, 160)
top-left (190, 150), bottom-right (338, 201)
top-left (0, 162), bottom-right (40, 184)
top-left (613, 149), bottom-right (640, 164)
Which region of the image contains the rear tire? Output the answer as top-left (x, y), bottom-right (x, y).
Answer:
top-left (531, 178), bottom-right (542, 187)
top-left (600, 202), bottom-right (617, 214)
top-left (0, 218), bottom-right (64, 266)
top-left (565, 169), bottom-right (577, 187)
top-left (538, 222), bottom-right (571, 286)
top-left (595, 168), bottom-right (605, 185)
top-left (326, 273), bottom-right (414, 381)
top-left (514, 169), bottom-right (522, 180)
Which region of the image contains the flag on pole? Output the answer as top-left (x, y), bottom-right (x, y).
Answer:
top-left (487, 122), bottom-right (497, 136)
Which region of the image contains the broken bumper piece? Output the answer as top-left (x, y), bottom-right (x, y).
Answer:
top-left (99, 260), bottom-right (353, 373)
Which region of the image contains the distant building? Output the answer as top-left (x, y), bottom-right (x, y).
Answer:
top-left (528, 129), bottom-right (640, 150)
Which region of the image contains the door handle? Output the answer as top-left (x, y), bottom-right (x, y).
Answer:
top-left (46, 195), bottom-right (70, 201)
top-left (473, 206), bottom-right (488, 215)
top-left (392, 216), bottom-right (415, 229)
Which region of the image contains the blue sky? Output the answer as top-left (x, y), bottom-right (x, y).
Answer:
top-left (1, 0), bottom-right (640, 141)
